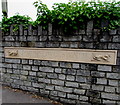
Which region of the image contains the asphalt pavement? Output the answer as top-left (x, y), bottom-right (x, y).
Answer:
top-left (1, 85), bottom-right (60, 105)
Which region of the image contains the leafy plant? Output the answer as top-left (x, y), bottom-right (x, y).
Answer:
top-left (2, 14), bottom-right (32, 32)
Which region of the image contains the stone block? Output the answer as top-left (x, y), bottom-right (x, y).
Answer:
top-left (21, 60), bottom-right (28, 64)
top-left (76, 76), bottom-right (86, 83)
top-left (58, 74), bottom-right (66, 80)
top-left (101, 93), bottom-right (119, 100)
top-left (52, 80), bottom-right (64, 86)
top-left (20, 71), bottom-right (28, 75)
top-left (72, 63), bottom-right (80, 69)
top-left (66, 75), bottom-right (75, 81)
top-left (50, 91), bottom-right (58, 96)
top-left (109, 30), bottom-right (117, 35)
top-left (29, 72), bottom-right (36, 76)
top-left (51, 61), bottom-right (59, 67)
top-left (23, 65), bottom-right (31, 70)
top-left (77, 70), bottom-right (90, 76)
top-left (79, 96), bottom-right (88, 101)
top-left (73, 89), bottom-right (85, 95)
top-left (65, 81), bottom-right (78, 88)
top-left (92, 85), bottom-right (104, 91)
top-left (47, 73), bottom-right (58, 79)
top-left (113, 35), bottom-right (120, 42)
top-left (46, 85), bottom-right (54, 90)
top-left (60, 98), bottom-right (76, 104)
top-left (58, 92), bottom-right (66, 98)
top-left (105, 86), bottom-right (115, 93)
top-left (98, 65), bottom-right (112, 72)
top-left (55, 68), bottom-right (62, 73)
top-left (67, 94), bottom-right (79, 99)
top-left (108, 80), bottom-right (118, 86)
top-left (37, 72), bottom-right (46, 78)
top-left (97, 78), bottom-right (107, 85)
top-left (107, 73), bottom-right (119, 79)
top-left (39, 67), bottom-right (54, 73)
top-left (32, 66), bottom-right (38, 71)
top-left (55, 86), bottom-right (73, 93)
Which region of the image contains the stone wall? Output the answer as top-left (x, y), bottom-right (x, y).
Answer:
top-left (1, 21), bottom-right (120, 104)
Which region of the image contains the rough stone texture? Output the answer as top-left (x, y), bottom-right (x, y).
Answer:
top-left (2, 22), bottom-right (120, 105)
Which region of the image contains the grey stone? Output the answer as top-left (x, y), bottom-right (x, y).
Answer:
top-left (47, 73), bottom-right (58, 79)
top-left (113, 35), bottom-right (120, 42)
top-left (109, 30), bottom-right (117, 35)
top-left (51, 61), bottom-right (59, 67)
top-left (32, 83), bottom-right (40, 88)
top-left (65, 81), bottom-right (78, 88)
top-left (32, 66), bottom-right (38, 71)
top-left (76, 76), bottom-right (86, 83)
top-left (5, 36), bottom-right (15, 41)
top-left (23, 65), bottom-right (31, 70)
top-left (105, 86), bottom-right (115, 93)
top-left (67, 94), bottom-right (79, 99)
top-left (97, 78), bottom-right (107, 85)
top-left (39, 67), bottom-right (54, 73)
top-left (24, 30), bottom-right (28, 35)
top-left (101, 93), bottom-right (119, 100)
top-left (20, 75), bottom-right (27, 80)
top-left (108, 80), bottom-right (118, 86)
top-left (66, 75), bottom-right (75, 81)
top-left (55, 68), bottom-right (62, 73)
top-left (27, 87), bottom-right (39, 93)
top-left (86, 21), bottom-right (93, 35)
top-left (73, 89), bottom-right (85, 95)
top-left (60, 98), bottom-right (76, 104)
top-left (80, 84), bottom-right (90, 89)
top-left (72, 63), bottom-right (80, 69)
top-left (103, 99), bottom-right (116, 104)
top-left (34, 60), bottom-right (41, 65)
top-left (107, 73), bottom-right (119, 79)
top-left (33, 30), bottom-right (37, 35)
top-left (46, 85), bottom-right (54, 90)
top-left (55, 86), bottom-right (73, 93)
top-left (58, 92), bottom-right (66, 98)
top-left (62, 69), bottom-right (76, 75)
top-left (92, 85), bottom-right (104, 91)
top-left (29, 60), bottom-right (33, 64)
top-left (50, 91), bottom-right (58, 96)
top-left (79, 30), bottom-right (85, 35)
top-left (22, 60), bottom-right (28, 64)
top-left (108, 43), bottom-right (120, 49)
top-left (58, 74), bottom-right (66, 80)
top-left (37, 72), bottom-right (46, 77)
top-left (79, 96), bottom-right (88, 101)
top-left (38, 78), bottom-right (51, 84)
top-left (70, 42), bottom-right (78, 48)
top-left (23, 81), bottom-right (32, 87)
top-left (29, 72), bottom-right (36, 76)
top-left (52, 80), bottom-right (64, 86)
top-left (98, 65), bottom-right (112, 72)
top-left (48, 23), bottom-right (52, 35)
top-left (38, 25), bottom-right (42, 35)
top-left (77, 70), bottom-right (90, 76)
top-left (20, 71), bottom-right (28, 75)
top-left (60, 42), bottom-right (69, 48)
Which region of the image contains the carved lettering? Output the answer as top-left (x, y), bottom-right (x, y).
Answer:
top-left (8, 50), bottom-right (18, 56)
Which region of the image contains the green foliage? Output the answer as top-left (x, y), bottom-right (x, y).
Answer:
top-left (2, 14), bottom-right (32, 32)
top-left (2, 0), bottom-right (120, 33)
top-left (33, 0), bottom-right (120, 32)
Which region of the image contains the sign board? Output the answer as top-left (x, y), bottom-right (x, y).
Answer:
top-left (4, 47), bottom-right (117, 65)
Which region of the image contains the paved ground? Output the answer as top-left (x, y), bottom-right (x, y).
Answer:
top-left (0, 85), bottom-right (61, 105)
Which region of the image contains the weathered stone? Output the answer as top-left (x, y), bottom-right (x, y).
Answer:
top-left (58, 92), bottom-right (66, 98)
top-left (50, 91), bottom-right (58, 96)
top-left (76, 76), bottom-right (86, 83)
top-left (20, 71), bottom-right (28, 75)
top-left (107, 73), bottom-right (119, 79)
top-left (32, 66), bottom-right (38, 71)
top-left (47, 73), bottom-right (58, 79)
top-left (23, 65), bottom-right (31, 70)
top-left (46, 85), bottom-right (54, 90)
top-left (66, 75), bottom-right (75, 81)
top-left (108, 80), bottom-right (118, 86)
top-left (101, 93), bottom-right (119, 100)
top-left (39, 67), bottom-right (54, 73)
top-left (65, 81), bottom-right (78, 88)
top-left (98, 65), bottom-right (112, 72)
top-left (113, 35), bottom-right (120, 42)
top-left (29, 72), bottom-right (36, 76)
top-left (55, 86), bottom-right (73, 93)
top-left (97, 78), bottom-right (107, 85)
top-left (58, 74), bottom-right (65, 80)
top-left (109, 30), bottom-right (117, 35)
top-left (52, 80), bottom-right (64, 86)
top-left (73, 89), bottom-right (85, 95)
top-left (67, 94), bottom-right (79, 99)
top-left (55, 68), bottom-right (62, 73)
top-left (105, 86), bottom-right (115, 93)
top-left (72, 63), bottom-right (79, 69)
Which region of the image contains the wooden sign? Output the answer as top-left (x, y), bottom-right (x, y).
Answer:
top-left (4, 47), bottom-right (117, 65)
